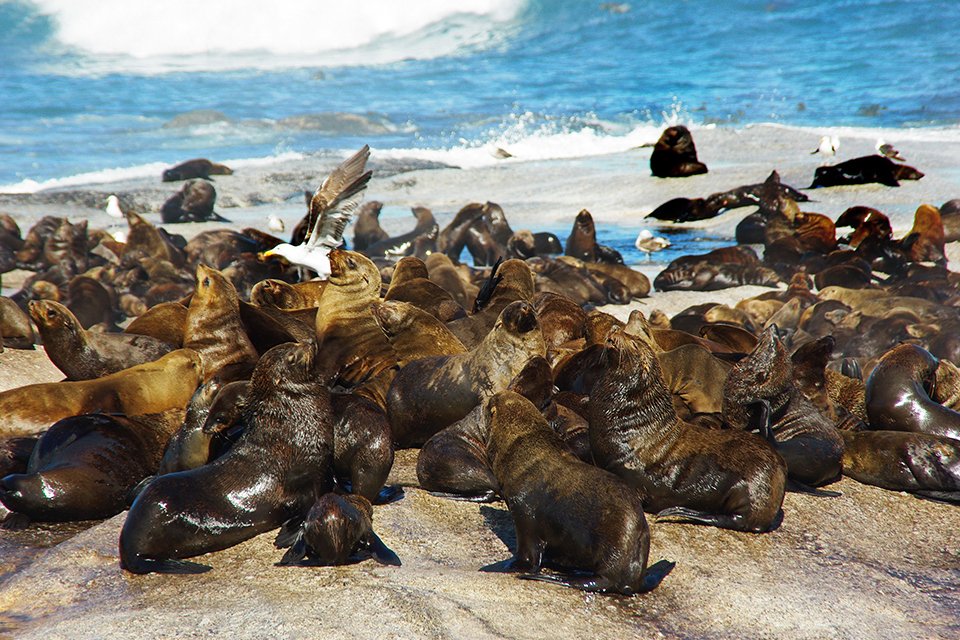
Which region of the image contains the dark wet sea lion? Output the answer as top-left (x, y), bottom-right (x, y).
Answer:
top-left (865, 343), bottom-right (960, 441)
top-left (589, 327), bottom-right (786, 532)
top-left (0, 349), bottom-right (202, 439)
top-left (0, 297), bottom-right (36, 349)
top-left (564, 209), bottom-right (603, 262)
top-left (485, 391), bottom-right (669, 594)
top-left (157, 378), bottom-right (226, 475)
top-left (417, 402), bottom-right (497, 500)
top-left (119, 339), bottom-right (334, 574)
top-left (438, 203), bottom-right (486, 262)
top-left (0, 410), bottom-right (183, 522)
top-left (162, 158), bottom-right (233, 182)
top-left (331, 391), bottom-right (393, 503)
top-left (939, 198), bottom-right (960, 242)
top-left (387, 300), bottom-right (546, 448)
top-left (275, 493), bottom-right (400, 566)
top-left (29, 300), bottom-right (174, 380)
top-left (352, 201), bottom-right (389, 252)
top-left (839, 430), bottom-right (960, 502)
top-left (722, 327), bottom-right (844, 487)
top-left (809, 154), bottom-right (923, 188)
top-left (646, 197), bottom-right (718, 222)
top-left (364, 206), bottom-right (438, 259)
top-left (161, 179), bottom-right (227, 224)
top-left (654, 262), bottom-right (780, 292)
top-left (370, 300), bottom-right (466, 366)
top-left (649, 125), bottom-right (707, 178)
top-left (184, 264), bottom-right (259, 382)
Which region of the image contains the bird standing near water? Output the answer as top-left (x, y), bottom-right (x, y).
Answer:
top-left (876, 138), bottom-right (905, 161)
top-left (635, 229), bottom-right (671, 258)
top-left (811, 135), bottom-right (840, 157)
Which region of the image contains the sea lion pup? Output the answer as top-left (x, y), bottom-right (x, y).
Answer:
top-left (121, 210), bottom-right (185, 267)
top-left (364, 206), bottom-right (438, 259)
top-left (0, 409), bottom-right (183, 523)
top-left (485, 391), bottom-right (670, 594)
top-left (161, 179), bottom-right (227, 224)
top-left (425, 252), bottom-right (471, 307)
top-left (446, 259), bottom-right (535, 349)
top-left (0, 349), bottom-right (202, 439)
top-left (649, 125), bottom-right (708, 178)
top-left (275, 492), bottom-right (400, 566)
top-left (590, 327), bottom-right (786, 532)
top-left (563, 209), bottom-right (622, 264)
top-left (0, 297), bottom-right (36, 349)
top-left (371, 300), bottom-right (466, 366)
top-left (352, 201), bottom-right (389, 252)
top-left (29, 300), bottom-right (174, 380)
top-left (387, 300), bottom-right (546, 448)
top-left (384, 256), bottom-right (465, 322)
top-left (865, 344), bottom-right (960, 441)
top-left (162, 158), bottom-right (233, 182)
top-left (119, 339), bottom-right (335, 574)
top-left (722, 327), bottom-right (844, 487)
top-left (184, 264), bottom-right (259, 382)
top-left (654, 246), bottom-right (780, 292)
top-left (839, 430), bottom-right (960, 502)
top-left (808, 154), bottom-right (923, 188)
top-left (315, 250), bottom-right (397, 392)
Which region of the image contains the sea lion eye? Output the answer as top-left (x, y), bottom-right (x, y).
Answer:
top-left (202, 277), bottom-right (210, 287)
top-left (348, 258), bottom-right (357, 268)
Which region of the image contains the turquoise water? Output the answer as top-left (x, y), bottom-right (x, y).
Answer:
top-left (2, 0), bottom-right (958, 190)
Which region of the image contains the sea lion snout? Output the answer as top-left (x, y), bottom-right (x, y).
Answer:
top-left (501, 301), bottom-right (539, 334)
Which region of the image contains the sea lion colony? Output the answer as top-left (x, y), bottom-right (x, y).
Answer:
top-left (0, 135), bottom-right (958, 595)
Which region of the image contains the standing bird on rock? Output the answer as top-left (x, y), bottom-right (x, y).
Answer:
top-left (105, 195), bottom-right (124, 219)
top-left (259, 146), bottom-right (371, 279)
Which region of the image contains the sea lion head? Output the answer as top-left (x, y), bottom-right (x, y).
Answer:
top-left (193, 264), bottom-right (238, 307)
top-left (602, 325), bottom-right (657, 378)
top-left (623, 310), bottom-right (660, 352)
top-left (506, 355), bottom-right (554, 410)
top-left (327, 249), bottom-right (381, 293)
top-left (574, 209), bottom-right (596, 235)
top-left (28, 300), bottom-right (79, 337)
top-left (369, 300), bottom-right (409, 339)
top-left (729, 325), bottom-right (792, 400)
top-left (251, 339), bottom-right (320, 390)
top-left (497, 300), bottom-right (540, 337)
top-left (492, 259), bottom-right (536, 300)
top-left (298, 493), bottom-right (373, 565)
top-left (390, 256), bottom-right (428, 284)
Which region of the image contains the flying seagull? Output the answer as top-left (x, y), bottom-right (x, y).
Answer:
top-left (260, 145), bottom-right (372, 279)
top-left (876, 138), bottom-right (905, 161)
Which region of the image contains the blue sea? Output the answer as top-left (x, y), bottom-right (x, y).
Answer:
top-left (2, 0), bottom-right (959, 194)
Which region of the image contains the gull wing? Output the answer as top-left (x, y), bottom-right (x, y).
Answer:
top-left (306, 145), bottom-right (372, 249)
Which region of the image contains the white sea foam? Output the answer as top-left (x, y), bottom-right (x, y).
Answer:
top-left (31, 0), bottom-right (525, 74)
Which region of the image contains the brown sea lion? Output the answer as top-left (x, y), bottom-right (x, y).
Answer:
top-left (275, 493), bottom-right (400, 566)
top-left (124, 301), bottom-right (187, 347)
top-left (119, 339), bottom-right (334, 574)
top-left (865, 344), bottom-right (960, 441)
top-left (590, 327), bottom-right (786, 532)
top-left (0, 297), bottom-right (36, 349)
top-left (722, 327), bottom-right (844, 487)
top-left (122, 210), bottom-right (185, 267)
top-left (649, 125), bottom-right (708, 178)
top-left (446, 259), bottom-right (535, 349)
top-left (29, 300), bottom-right (174, 380)
top-left (0, 409), bottom-right (183, 522)
top-left (161, 179), bottom-right (227, 224)
top-left (387, 300), bottom-right (546, 448)
top-left (531, 292), bottom-right (586, 349)
top-left (0, 349), bottom-right (202, 439)
top-left (250, 279), bottom-right (326, 310)
top-left (370, 300), bottom-right (466, 366)
top-left (157, 378), bottom-right (228, 475)
top-left (564, 209), bottom-right (603, 262)
top-left (331, 391), bottom-right (393, 503)
top-left (352, 201), bottom-right (389, 252)
top-left (384, 256), bottom-right (465, 322)
top-left (437, 203), bottom-right (486, 262)
top-left (809, 154), bottom-right (923, 188)
top-left (900, 204), bottom-right (945, 265)
top-left (162, 158), bottom-right (233, 182)
top-left (183, 264), bottom-right (258, 382)
top-left (485, 391), bottom-right (671, 594)
top-left (839, 430), bottom-right (960, 502)
top-left (425, 252), bottom-right (471, 308)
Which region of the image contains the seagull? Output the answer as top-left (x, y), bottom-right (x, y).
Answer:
top-left (876, 138), bottom-right (905, 161)
top-left (267, 215), bottom-right (285, 233)
top-left (259, 145), bottom-right (371, 279)
top-left (105, 194), bottom-right (124, 218)
top-left (811, 135), bottom-right (840, 156)
top-left (634, 229), bottom-right (671, 258)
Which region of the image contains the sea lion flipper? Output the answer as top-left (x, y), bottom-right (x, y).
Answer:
top-left (518, 572), bottom-right (615, 593)
top-left (278, 537), bottom-right (309, 565)
top-left (122, 556), bottom-right (211, 574)
top-left (274, 517), bottom-right (305, 549)
top-left (840, 358), bottom-right (862, 380)
top-left (912, 490), bottom-right (960, 504)
top-left (374, 484), bottom-right (405, 505)
top-left (746, 400), bottom-right (776, 444)
top-left (640, 559), bottom-right (677, 593)
top-left (654, 506), bottom-right (747, 530)
top-left (366, 532), bottom-right (401, 567)
top-left (427, 490), bottom-right (499, 503)
top-left (126, 475), bottom-right (156, 506)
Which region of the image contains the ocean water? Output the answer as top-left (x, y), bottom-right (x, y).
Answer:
top-left (1, 0), bottom-right (959, 193)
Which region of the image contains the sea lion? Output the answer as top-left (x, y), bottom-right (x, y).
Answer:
top-left (384, 256), bottom-right (465, 322)
top-left (839, 430), bottom-right (960, 502)
top-left (124, 301), bottom-right (187, 347)
top-left (162, 158), bottom-right (233, 182)
top-left (119, 339), bottom-right (335, 574)
top-left (370, 300), bottom-right (466, 366)
top-left (425, 252), bottom-right (471, 308)
top-left (0, 349), bottom-right (202, 439)
top-left (563, 209), bottom-right (621, 264)
top-left (352, 201), bottom-right (389, 252)
top-left (437, 203), bottom-right (486, 262)
top-left (809, 154), bottom-right (923, 188)
top-left (484, 391), bottom-right (670, 594)
top-left (387, 300), bottom-right (546, 448)
top-left (161, 179), bottom-right (227, 224)
top-left (364, 206), bottom-right (438, 259)
top-left (589, 327), bottom-right (786, 532)
top-left (29, 300), bottom-right (174, 380)
top-left (722, 327), bottom-right (844, 487)
top-left (157, 378), bottom-right (232, 474)
top-left (250, 279), bottom-right (326, 310)
top-left (331, 391), bottom-right (393, 503)
top-left (275, 492), bottom-right (400, 566)
top-left (183, 264), bottom-right (259, 382)
top-left (865, 343), bottom-right (960, 441)
top-left (649, 125), bottom-right (708, 178)
top-left (0, 297), bottom-right (36, 349)
top-left (446, 259), bottom-right (535, 349)
top-left (900, 204), bottom-right (946, 265)
top-left (0, 410), bottom-right (183, 522)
